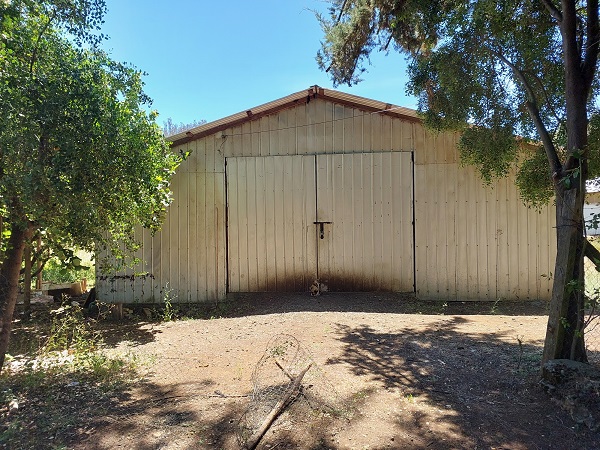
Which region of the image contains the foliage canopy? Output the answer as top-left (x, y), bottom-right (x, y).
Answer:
top-left (318, 0), bottom-right (600, 364)
top-left (0, 0), bottom-right (182, 370)
top-left (317, 0), bottom-right (600, 206)
top-left (0, 0), bottom-right (181, 261)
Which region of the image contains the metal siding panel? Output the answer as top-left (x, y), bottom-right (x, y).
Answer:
top-left (529, 207), bottom-right (541, 298)
top-left (495, 177), bottom-right (510, 300)
top-left (444, 165), bottom-right (457, 300)
top-left (214, 173), bottom-right (227, 300)
top-left (246, 158), bottom-right (259, 290)
top-left (259, 116), bottom-right (270, 156)
top-left (254, 157), bottom-right (267, 290)
top-left (381, 115), bottom-right (392, 151)
top-left (414, 165), bottom-right (427, 297)
top-left (353, 110), bottom-right (364, 153)
top-left (517, 184), bottom-right (530, 298)
top-left (317, 152), bottom-right (413, 292)
top-left (414, 123), bottom-right (426, 165)
top-left (269, 115), bottom-right (280, 156)
top-left (250, 119), bottom-right (261, 157)
top-left (465, 169), bottom-right (479, 300)
top-left (538, 205), bottom-right (552, 298)
top-left (264, 157), bottom-right (277, 289)
top-left (371, 114), bottom-right (382, 152)
top-left (296, 105), bottom-right (307, 155)
top-left (427, 165), bottom-right (440, 296)
top-left (311, 99), bottom-right (326, 154)
top-left (227, 155), bottom-right (316, 292)
top-left (231, 123), bottom-right (243, 156)
top-left (381, 153), bottom-right (393, 289)
top-left (476, 177), bottom-right (490, 300)
top-left (484, 181), bottom-right (498, 301)
top-left (236, 158), bottom-right (249, 291)
top-left (353, 111), bottom-right (373, 152)
top-left (188, 173), bottom-right (198, 301)
top-left (333, 105), bottom-right (345, 152)
top-left (306, 101), bottom-right (316, 154)
top-left (168, 172), bottom-right (180, 300)
top-left (178, 168), bottom-right (189, 301)
top-left (160, 191), bottom-right (171, 301)
top-left (282, 157), bottom-right (296, 287)
top-left (277, 109), bottom-right (289, 156)
top-left (273, 157), bottom-right (286, 286)
top-left (241, 122), bottom-right (252, 157)
top-left (454, 165), bottom-right (469, 300)
top-left (324, 101), bottom-right (334, 154)
top-left (506, 179), bottom-right (520, 299)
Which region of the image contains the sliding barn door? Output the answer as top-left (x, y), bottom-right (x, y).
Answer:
top-left (226, 152), bottom-right (414, 293)
top-left (226, 155), bottom-right (317, 291)
top-left (316, 152), bottom-right (414, 292)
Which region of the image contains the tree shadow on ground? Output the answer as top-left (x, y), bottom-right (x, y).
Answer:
top-left (324, 317), bottom-right (600, 449)
top-left (63, 378), bottom-right (246, 450)
top-left (70, 318), bottom-right (599, 450)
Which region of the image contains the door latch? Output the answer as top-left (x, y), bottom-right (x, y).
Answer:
top-left (314, 221), bottom-right (332, 239)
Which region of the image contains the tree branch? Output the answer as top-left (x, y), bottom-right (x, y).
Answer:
top-left (584, 236), bottom-right (600, 268)
top-left (336, 0), bottom-right (349, 24)
top-left (541, 0), bottom-right (563, 22)
top-left (29, 9), bottom-right (57, 74)
top-left (561, 0), bottom-right (583, 79)
top-left (494, 51), bottom-right (563, 174)
top-left (583, 0), bottom-right (600, 88)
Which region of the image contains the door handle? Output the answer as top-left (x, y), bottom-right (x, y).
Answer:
top-left (314, 221), bottom-right (332, 239)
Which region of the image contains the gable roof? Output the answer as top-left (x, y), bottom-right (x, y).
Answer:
top-left (167, 85), bottom-right (421, 147)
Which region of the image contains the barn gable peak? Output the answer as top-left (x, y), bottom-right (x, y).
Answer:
top-left (167, 85), bottom-right (420, 147)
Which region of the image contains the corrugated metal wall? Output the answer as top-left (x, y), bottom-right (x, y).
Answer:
top-left (97, 95), bottom-right (557, 303)
top-left (96, 138), bottom-right (227, 303)
top-left (412, 129), bottom-right (556, 301)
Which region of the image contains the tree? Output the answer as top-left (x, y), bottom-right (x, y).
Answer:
top-left (0, 1), bottom-right (181, 370)
top-left (163, 117), bottom-right (207, 137)
top-left (317, 0), bottom-right (600, 365)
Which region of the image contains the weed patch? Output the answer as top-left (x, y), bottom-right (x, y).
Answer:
top-left (0, 303), bottom-right (147, 449)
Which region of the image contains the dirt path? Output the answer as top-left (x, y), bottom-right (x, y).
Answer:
top-left (73, 294), bottom-right (599, 450)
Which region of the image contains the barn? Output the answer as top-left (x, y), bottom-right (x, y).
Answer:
top-left (97, 85), bottom-right (557, 303)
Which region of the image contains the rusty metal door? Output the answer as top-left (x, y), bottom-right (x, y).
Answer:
top-left (315, 152), bottom-right (414, 292)
top-left (226, 152), bottom-right (414, 293)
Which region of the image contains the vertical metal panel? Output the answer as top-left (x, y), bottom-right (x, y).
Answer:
top-left (414, 161), bottom-right (556, 301)
top-left (316, 152), bottom-right (414, 292)
top-left (96, 140), bottom-right (226, 304)
top-left (226, 155), bottom-right (317, 291)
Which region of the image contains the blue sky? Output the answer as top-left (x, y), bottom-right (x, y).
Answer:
top-left (100, 0), bottom-right (416, 127)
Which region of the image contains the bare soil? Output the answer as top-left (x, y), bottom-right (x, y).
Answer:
top-left (4, 293), bottom-right (600, 449)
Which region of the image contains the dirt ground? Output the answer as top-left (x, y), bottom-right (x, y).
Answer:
top-left (7, 293), bottom-right (600, 449)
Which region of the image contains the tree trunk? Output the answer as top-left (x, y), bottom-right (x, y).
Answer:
top-left (23, 242), bottom-right (32, 320)
top-left (542, 183), bottom-right (587, 364)
top-left (0, 222), bottom-right (33, 371)
top-left (542, 1), bottom-right (595, 366)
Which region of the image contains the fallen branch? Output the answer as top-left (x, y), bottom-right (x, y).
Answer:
top-left (245, 363), bottom-right (312, 450)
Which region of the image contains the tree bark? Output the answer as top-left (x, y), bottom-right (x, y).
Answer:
top-left (0, 221), bottom-right (33, 371)
top-left (543, 188), bottom-right (587, 363)
top-left (541, 0), bottom-right (596, 368)
top-left (23, 242), bottom-right (32, 319)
